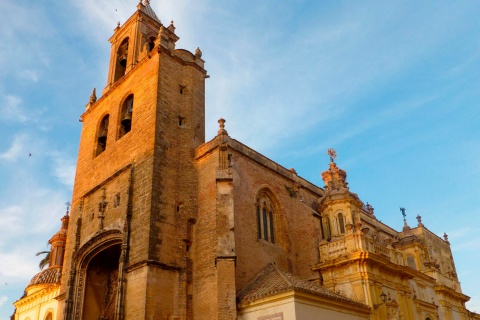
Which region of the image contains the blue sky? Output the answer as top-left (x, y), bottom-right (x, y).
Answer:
top-left (0, 1), bottom-right (479, 318)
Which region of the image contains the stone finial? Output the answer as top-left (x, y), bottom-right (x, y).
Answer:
top-left (115, 21), bottom-right (121, 31)
top-left (168, 20), bottom-right (176, 33)
top-left (416, 214), bottom-right (424, 227)
top-left (89, 88), bottom-right (97, 104)
top-left (365, 202), bottom-right (374, 215)
top-left (443, 232), bottom-right (449, 243)
top-left (143, 0), bottom-right (150, 5)
top-left (195, 47), bottom-right (203, 59)
top-left (218, 118), bottom-right (228, 135)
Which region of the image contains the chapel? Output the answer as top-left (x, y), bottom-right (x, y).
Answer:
top-left (13, 2), bottom-right (479, 320)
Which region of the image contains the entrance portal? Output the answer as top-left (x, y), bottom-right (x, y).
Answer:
top-left (82, 244), bottom-right (121, 320)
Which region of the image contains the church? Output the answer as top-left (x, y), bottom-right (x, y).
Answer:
top-left (12, 2), bottom-right (479, 320)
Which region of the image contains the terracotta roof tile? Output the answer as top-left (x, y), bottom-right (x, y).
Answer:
top-left (28, 268), bottom-right (61, 286)
top-left (237, 264), bottom-right (368, 309)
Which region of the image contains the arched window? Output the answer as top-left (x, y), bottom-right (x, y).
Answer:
top-left (44, 312), bottom-right (53, 320)
top-left (114, 38), bottom-right (129, 82)
top-left (119, 94), bottom-right (133, 137)
top-left (324, 217), bottom-right (331, 241)
top-left (256, 191), bottom-right (275, 243)
top-left (146, 36), bottom-right (156, 52)
top-left (96, 115), bottom-right (109, 156)
top-left (338, 213), bottom-right (345, 234)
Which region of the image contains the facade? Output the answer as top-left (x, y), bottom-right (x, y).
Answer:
top-left (14, 2), bottom-right (480, 320)
top-left (13, 213), bottom-right (69, 320)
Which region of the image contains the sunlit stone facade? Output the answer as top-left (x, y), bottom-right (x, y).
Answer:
top-left (13, 2), bottom-right (479, 320)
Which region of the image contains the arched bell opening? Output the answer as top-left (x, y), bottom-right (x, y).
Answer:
top-left (114, 38), bottom-right (129, 82)
top-left (96, 115), bottom-right (109, 156)
top-left (119, 94), bottom-right (134, 138)
top-left (146, 36), bottom-right (156, 52)
top-left (82, 244), bottom-right (121, 320)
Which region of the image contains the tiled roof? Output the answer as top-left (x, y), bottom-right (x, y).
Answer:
top-left (237, 264), bottom-right (368, 309)
top-left (140, 1), bottom-right (161, 24)
top-left (28, 268), bottom-right (61, 286)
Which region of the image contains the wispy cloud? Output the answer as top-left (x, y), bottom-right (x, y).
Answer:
top-left (0, 296), bottom-right (7, 307)
top-left (49, 151), bottom-right (76, 188)
top-left (0, 134), bottom-right (26, 161)
top-left (0, 95), bottom-right (29, 124)
top-left (18, 69), bottom-right (39, 83)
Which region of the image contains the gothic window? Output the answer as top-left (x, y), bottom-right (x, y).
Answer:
top-left (256, 191), bottom-right (275, 243)
top-left (96, 115), bottom-right (109, 156)
top-left (44, 312), bottom-right (53, 320)
top-left (114, 38), bottom-right (129, 82)
top-left (119, 94), bottom-right (133, 137)
top-left (338, 213), bottom-right (345, 234)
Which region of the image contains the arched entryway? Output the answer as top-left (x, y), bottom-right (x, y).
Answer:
top-left (82, 244), bottom-right (121, 320)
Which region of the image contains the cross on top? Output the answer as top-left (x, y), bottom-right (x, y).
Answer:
top-left (65, 201), bottom-right (71, 214)
top-left (400, 207), bottom-right (406, 221)
top-left (327, 148), bottom-right (337, 162)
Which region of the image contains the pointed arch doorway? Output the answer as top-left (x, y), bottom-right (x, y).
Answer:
top-left (82, 244), bottom-right (121, 320)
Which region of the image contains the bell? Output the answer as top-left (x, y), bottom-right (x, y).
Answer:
top-left (117, 42), bottom-right (128, 67)
top-left (119, 54), bottom-right (127, 67)
top-left (121, 112), bottom-right (132, 131)
top-left (98, 129), bottom-right (107, 145)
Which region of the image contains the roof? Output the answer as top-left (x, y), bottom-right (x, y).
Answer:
top-left (140, 0), bottom-right (161, 24)
top-left (237, 264), bottom-right (368, 309)
top-left (28, 267), bottom-right (61, 287)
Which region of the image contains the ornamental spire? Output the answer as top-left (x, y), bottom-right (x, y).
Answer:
top-left (321, 148), bottom-right (348, 192)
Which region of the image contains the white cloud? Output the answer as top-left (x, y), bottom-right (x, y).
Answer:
top-left (18, 69), bottom-right (39, 83)
top-left (49, 151), bottom-right (77, 188)
top-left (0, 249), bottom-right (38, 280)
top-left (0, 134), bottom-right (26, 161)
top-left (0, 95), bottom-right (30, 124)
top-left (0, 296), bottom-right (7, 307)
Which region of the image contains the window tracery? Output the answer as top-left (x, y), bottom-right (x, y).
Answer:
top-left (256, 191), bottom-right (275, 243)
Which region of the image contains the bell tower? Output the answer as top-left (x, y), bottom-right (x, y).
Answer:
top-left (59, 1), bottom-right (207, 319)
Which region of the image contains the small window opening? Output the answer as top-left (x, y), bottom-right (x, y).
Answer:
top-left (407, 255), bottom-right (417, 270)
top-left (147, 36), bottom-right (156, 52)
top-left (179, 85), bottom-right (187, 94)
top-left (324, 217), bottom-right (331, 241)
top-left (113, 193), bottom-right (120, 208)
top-left (338, 213), bottom-right (345, 234)
top-left (178, 116), bottom-right (185, 126)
